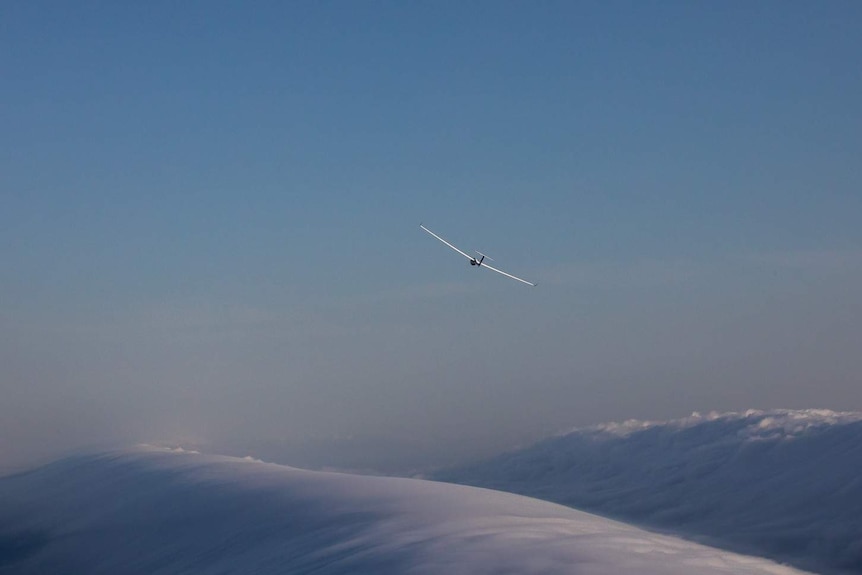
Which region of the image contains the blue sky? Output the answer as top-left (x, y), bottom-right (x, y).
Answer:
top-left (2, 1), bottom-right (861, 472)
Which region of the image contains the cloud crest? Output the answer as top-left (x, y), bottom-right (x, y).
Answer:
top-left (439, 408), bottom-right (862, 575)
top-left (0, 447), bottom-right (812, 575)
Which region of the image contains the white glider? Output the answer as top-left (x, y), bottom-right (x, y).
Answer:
top-left (420, 224), bottom-right (537, 287)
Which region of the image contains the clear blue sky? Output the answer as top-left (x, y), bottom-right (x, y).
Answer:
top-left (2, 1), bottom-right (861, 472)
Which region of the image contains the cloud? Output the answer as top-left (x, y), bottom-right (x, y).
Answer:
top-left (440, 408), bottom-right (862, 575)
top-left (0, 447), bottom-right (811, 575)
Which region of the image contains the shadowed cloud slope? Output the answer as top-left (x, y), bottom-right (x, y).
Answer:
top-left (0, 447), bottom-right (811, 575)
top-left (437, 409), bottom-right (862, 575)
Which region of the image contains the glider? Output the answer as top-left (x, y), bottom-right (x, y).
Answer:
top-left (420, 224), bottom-right (537, 287)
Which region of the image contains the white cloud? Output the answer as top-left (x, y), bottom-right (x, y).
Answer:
top-left (0, 447), bottom-right (812, 575)
top-left (441, 408), bottom-right (862, 575)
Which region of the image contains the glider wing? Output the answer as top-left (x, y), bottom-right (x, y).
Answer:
top-left (420, 224), bottom-right (473, 261)
top-left (480, 261), bottom-right (537, 287)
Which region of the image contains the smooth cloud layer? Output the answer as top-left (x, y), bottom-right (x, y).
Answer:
top-left (439, 408), bottom-right (862, 575)
top-left (0, 447), bottom-right (811, 575)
